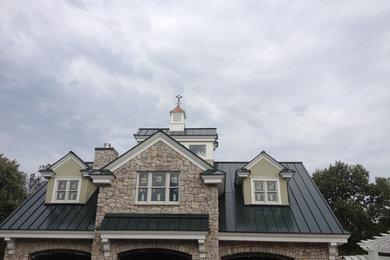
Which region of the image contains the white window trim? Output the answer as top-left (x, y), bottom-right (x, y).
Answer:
top-left (52, 177), bottom-right (82, 203)
top-left (135, 172), bottom-right (180, 205)
top-left (251, 177), bottom-right (281, 205)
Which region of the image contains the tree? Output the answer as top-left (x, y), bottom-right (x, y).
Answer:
top-left (25, 172), bottom-right (46, 196)
top-left (313, 161), bottom-right (390, 256)
top-left (0, 154), bottom-right (27, 260)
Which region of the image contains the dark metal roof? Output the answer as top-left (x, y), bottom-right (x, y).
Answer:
top-left (99, 214), bottom-right (209, 231)
top-left (216, 161), bottom-right (348, 234)
top-left (134, 128), bottom-right (217, 137)
top-left (0, 183), bottom-right (97, 231)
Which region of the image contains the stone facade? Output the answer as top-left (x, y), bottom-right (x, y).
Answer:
top-left (93, 147), bottom-right (118, 170)
top-left (3, 238), bottom-right (92, 260)
top-left (92, 141), bottom-right (219, 259)
top-left (219, 241), bottom-right (329, 260)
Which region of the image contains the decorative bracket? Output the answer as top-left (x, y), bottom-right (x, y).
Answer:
top-left (198, 239), bottom-right (205, 259)
top-left (101, 238), bottom-right (110, 257)
top-left (329, 242), bottom-right (337, 260)
top-left (4, 237), bottom-right (15, 255)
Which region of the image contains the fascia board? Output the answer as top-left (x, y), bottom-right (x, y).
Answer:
top-left (106, 132), bottom-right (210, 172)
top-left (0, 230), bottom-right (94, 239)
top-left (219, 232), bottom-right (350, 245)
top-left (245, 153), bottom-right (285, 171)
top-left (100, 231), bottom-right (207, 240)
top-left (51, 152), bottom-right (87, 171)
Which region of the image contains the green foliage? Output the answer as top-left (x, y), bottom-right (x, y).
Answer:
top-left (0, 154), bottom-right (27, 223)
top-left (0, 154), bottom-right (28, 260)
top-left (313, 161), bottom-right (390, 255)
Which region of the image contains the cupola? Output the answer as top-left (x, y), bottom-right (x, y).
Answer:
top-left (169, 95), bottom-right (186, 131)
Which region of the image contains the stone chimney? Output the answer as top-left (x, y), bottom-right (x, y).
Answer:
top-left (93, 143), bottom-right (118, 169)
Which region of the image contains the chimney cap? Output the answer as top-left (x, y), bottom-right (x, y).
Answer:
top-left (104, 143), bottom-right (111, 148)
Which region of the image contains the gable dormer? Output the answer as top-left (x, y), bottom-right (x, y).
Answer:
top-left (238, 151), bottom-right (294, 205)
top-left (39, 151), bottom-right (97, 204)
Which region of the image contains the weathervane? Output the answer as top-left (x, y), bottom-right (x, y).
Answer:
top-left (175, 95), bottom-right (183, 105)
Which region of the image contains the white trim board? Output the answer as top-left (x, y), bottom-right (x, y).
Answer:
top-left (51, 153), bottom-right (87, 171)
top-left (219, 232), bottom-right (349, 245)
top-left (245, 152), bottom-right (285, 171)
top-left (100, 230), bottom-right (208, 240)
top-left (105, 132), bottom-right (211, 172)
top-left (0, 230), bottom-right (94, 239)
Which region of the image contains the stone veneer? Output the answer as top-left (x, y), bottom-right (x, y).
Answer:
top-left (93, 147), bottom-right (118, 170)
top-left (219, 241), bottom-right (330, 260)
top-left (92, 141), bottom-right (219, 260)
top-left (3, 238), bottom-right (92, 260)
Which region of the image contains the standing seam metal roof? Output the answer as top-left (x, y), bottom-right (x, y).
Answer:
top-left (0, 183), bottom-right (97, 231)
top-left (134, 128), bottom-right (217, 137)
top-left (216, 161), bottom-right (348, 234)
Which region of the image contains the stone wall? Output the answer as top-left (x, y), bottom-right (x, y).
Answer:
top-left (92, 141), bottom-right (219, 259)
top-left (3, 238), bottom-right (92, 260)
top-left (219, 241), bottom-right (329, 260)
top-left (93, 147), bottom-right (118, 169)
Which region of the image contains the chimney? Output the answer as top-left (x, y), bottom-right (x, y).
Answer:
top-left (93, 143), bottom-right (118, 169)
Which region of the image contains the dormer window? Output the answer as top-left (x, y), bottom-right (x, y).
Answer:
top-left (251, 178), bottom-right (280, 204)
top-left (52, 178), bottom-right (81, 203)
top-left (189, 145), bottom-right (206, 157)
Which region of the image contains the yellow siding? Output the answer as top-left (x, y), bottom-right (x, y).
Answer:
top-left (45, 157), bottom-right (96, 204)
top-left (243, 158), bottom-right (289, 205)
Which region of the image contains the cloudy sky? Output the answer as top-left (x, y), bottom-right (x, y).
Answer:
top-left (1, 1), bottom-right (389, 181)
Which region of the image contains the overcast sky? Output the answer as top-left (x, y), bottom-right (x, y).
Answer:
top-left (1, 1), bottom-right (389, 181)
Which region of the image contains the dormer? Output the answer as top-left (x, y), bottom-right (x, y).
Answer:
top-left (237, 151), bottom-right (295, 205)
top-left (39, 151), bottom-right (97, 204)
top-left (169, 104), bottom-right (186, 131)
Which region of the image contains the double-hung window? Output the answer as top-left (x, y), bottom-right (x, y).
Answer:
top-left (53, 178), bottom-right (81, 203)
top-left (251, 179), bottom-right (280, 204)
top-left (137, 172), bottom-right (179, 204)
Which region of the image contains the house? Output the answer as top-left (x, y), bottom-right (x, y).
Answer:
top-left (0, 101), bottom-right (349, 260)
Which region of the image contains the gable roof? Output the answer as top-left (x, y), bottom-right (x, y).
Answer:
top-left (0, 183), bottom-right (97, 232)
top-left (103, 130), bottom-right (214, 172)
top-left (243, 151), bottom-right (286, 171)
top-left (40, 151), bottom-right (89, 173)
top-left (216, 161), bottom-right (349, 235)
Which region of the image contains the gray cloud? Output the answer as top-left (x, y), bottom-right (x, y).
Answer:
top-left (0, 1), bottom-right (389, 181)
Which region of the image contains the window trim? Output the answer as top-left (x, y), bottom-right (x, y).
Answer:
top-left (52, 177), bottom-right (81, 203)
top-left (135, 172), bottom-right (180, 205)
top-left (251, 178), bottom-right (281, 205)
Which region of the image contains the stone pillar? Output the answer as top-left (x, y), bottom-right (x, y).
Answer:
top-left (93, 143), bottom-right (118, 169)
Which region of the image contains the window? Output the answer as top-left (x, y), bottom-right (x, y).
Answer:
top-left (53, 178), bottom-right (81, 203)
top-left (137, 172), bottom-right (179, 203)
top-left (189, 145), bottom-right (206, 156)
top-left (251, 179), bottom-right (280, 204)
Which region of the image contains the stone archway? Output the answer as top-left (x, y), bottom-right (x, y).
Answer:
top-left (222, 252), bottom-right (294, 260)
top-left (119, 248), bottom-right (192, 260)
top-left (30, 249), bottom-right (91, 260)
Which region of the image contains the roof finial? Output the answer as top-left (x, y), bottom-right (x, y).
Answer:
top-left (175, 95), bottom-right (183, 105)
